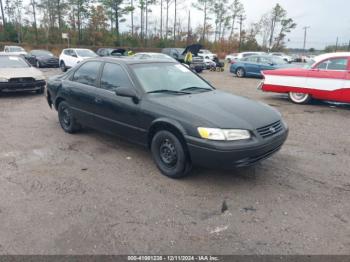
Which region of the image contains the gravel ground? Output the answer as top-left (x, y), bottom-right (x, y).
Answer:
top-left (0, 67), bottom-right (349, 255)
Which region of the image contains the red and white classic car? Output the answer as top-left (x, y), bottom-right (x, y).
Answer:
top-left (259, 52), bottom-right (350, 104)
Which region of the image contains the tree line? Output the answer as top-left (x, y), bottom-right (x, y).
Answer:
top-left (0, 0), bottom-right (297, 52)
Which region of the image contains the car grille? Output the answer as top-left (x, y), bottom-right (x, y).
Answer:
top-left (9, 77), bottom-right (36, 83)
top-left (257, 120), bottom-right (283, 139)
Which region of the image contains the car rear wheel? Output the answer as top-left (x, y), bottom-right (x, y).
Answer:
top-left (60, 61), bottom-right (67, 72)
top-left (151, 130), bottom-right (191, 178)
top-left (236, 68), bottom-right (245, 78)
top-left (288, 92), bottom-right (311, 104)
top-left (58, 101), bottom-right (81, 133)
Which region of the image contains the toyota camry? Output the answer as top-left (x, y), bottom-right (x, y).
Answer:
top-left (46, 58), bottom-right (288, 178)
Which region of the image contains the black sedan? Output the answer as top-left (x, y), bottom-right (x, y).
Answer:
top-left (46, 58), bottom-right (288, 178)
top-left (26, 50), bottom-right (59, 68)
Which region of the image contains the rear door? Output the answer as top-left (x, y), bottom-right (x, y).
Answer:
top-left (65, 61), bottom-right (103, 126)
top-left (307, 57), bottom-right (347, 101)
top-left (243, 56), bottom-right (261, 75)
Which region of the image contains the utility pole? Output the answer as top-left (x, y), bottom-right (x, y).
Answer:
top-left (187, 11), bottom-right (191, 45)
top-left (335, 37), bottom-right (339, 52)
top-left (347, 40), bottom-right (350, 51)
top-left (303, 26), bottom-right (310, 53)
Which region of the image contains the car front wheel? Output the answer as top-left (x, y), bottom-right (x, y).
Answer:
top-left (236, 68), bottom-right (245, 78)
top-left (288, 92), bottom-right (311, 104)
top-left (151, 130), bottom-right (191, 178)
top-left (60, 61), bottom-right (67, 72)
top-left (58, 101), bottom-right (81, 133)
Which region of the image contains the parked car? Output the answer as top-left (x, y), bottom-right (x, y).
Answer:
top-left (0, 55), bottom-right (45, 94)
top-left (162, 48), bottom-right (186, 62)
top-left (25, 49), bottom-right (59, 68)
top-left (59, 48), bottom-right (97, 72)
top-left (269, 52), bottom-right (293, 63)
top-left (230, 55), bottom-right (292, 78)
top-left (3, 45), bottom-right (27, 56)
top-left (96, 48), bottom-right (126, 57)
top-left (259, 52), bottom-right (350, 104)
top-left (163, 45), bottom-right (205, 73)
top-left (225, 52), bottom-right (266, 63)
top-left (132, 52), bottom-right (176, 62)
top-left (198, 49), bottom-right (217, 61)
top-left (46, 57), bottom-right (288, 178)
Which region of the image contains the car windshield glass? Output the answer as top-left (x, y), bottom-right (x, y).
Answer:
top-left (31, 50), bottom-right (53, 56)
top-left (304, 59), bottom-right (316, 69)
top-left (174, 48), bottom-right (185, 54)
top-left (0, 56), bottom-right (29, 68)
top-left (76, 49), bottom-right (97, 57)
top-left (9, 47), bottom-right (25, 52)
top-left (131, 63), bottom-right (214, 94)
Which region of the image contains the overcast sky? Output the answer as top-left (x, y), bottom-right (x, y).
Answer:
top-left (23, 0), bottom-right (350, 49)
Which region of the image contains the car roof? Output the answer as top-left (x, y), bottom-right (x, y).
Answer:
top-left (314, 52), bottom-right (350, 63)
top-left (86, 57), bottom-right (177, 65)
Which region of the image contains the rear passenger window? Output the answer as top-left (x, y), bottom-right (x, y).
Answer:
top-left (100, 63), bottom-right (132, 91)
top-left (72, 61), bottom-right (101, 86)
top-left (317, 58), bottom-right (348, 70)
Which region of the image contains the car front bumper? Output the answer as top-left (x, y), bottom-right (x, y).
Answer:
top-left (186, 128), bottom-right (288, 169)
top-left (0, 80), bottom-right (46, 92)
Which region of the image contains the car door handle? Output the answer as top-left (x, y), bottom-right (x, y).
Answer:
top-left (94, 97), bottom-right (103, 104)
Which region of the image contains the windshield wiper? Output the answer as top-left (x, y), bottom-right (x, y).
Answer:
top-left (180, 86), bottom-right (213, 92)
top-left (147, 89), bottom-right (190, 95)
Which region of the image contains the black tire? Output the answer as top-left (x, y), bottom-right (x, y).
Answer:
top-left (236, 67), bottom-right (245, 78)
top-left (151, 130), bottom-right (192, 178)
top-left (60, 61), bottom-right (67, 72)
top-left (36, 87), bottom-right (44, 94)
top-left (58, 101), bottom-right (81, 133)
top-left (195, 68), bottom-right (203, 73)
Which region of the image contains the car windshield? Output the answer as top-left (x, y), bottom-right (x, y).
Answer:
top-left (304, 59), bottom-right (316, 69)
top-left (131, 63), bottom-right (214, 94)
top-left (150, 54), bottom-right (174, 61)
top-left (174, 48), bottom-right (185, 54)
top-left (0, 56), bottom-right (30, 68)
top-left (31, 50), bottom-right (53, 56)
top-left (76, 49), bottom-right (97, 57)
top-left (9, 47), bottom-right (25, 52)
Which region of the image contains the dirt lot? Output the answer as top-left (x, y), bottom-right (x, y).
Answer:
top-left (0, 68), bottom-right (349, 255)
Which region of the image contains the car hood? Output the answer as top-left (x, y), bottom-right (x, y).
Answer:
top-left (149, 90), bottom-right (281, 130)
top-left (0, 67), bottom-right (45, 80)
top-left (182, 44), bottom-right (203, 56)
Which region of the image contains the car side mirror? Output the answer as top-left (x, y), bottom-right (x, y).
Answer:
top-left (115, 86), bottom-right (139, 103)
top-left (72, 54), bottom-right (77, 58)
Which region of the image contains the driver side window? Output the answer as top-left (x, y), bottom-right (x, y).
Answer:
top-left (100, 63), bottom-right (133, 91)
top-left (316, 58), bottom-right (348, 70)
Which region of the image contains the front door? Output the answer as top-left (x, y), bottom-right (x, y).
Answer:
top-left (93, 62), bottom-right (146, 144)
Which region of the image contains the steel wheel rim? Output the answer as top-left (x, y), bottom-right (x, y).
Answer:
top-left (290, 92), bottom-right (308, 102)
top-left (159, 138), bottom-right (178, 167)
top-left (237, 69), bottom-right (243, 77)
top-left (61, 107), bottom-right (71, 128)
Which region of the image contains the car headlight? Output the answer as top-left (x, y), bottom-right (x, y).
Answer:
top-left (197, 127), bottom-right (251, 141)
top-left (0, 77), bottom-right (8, 82)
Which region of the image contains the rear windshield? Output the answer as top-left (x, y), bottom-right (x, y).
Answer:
top-left (0, 56), bottom-right (30, 68)
top-left (9, 47), bottom-right (25, 52)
